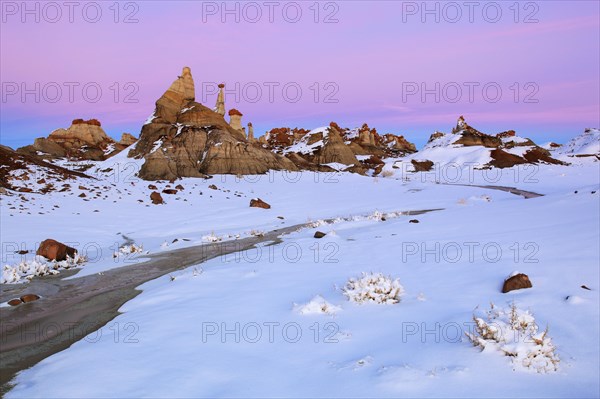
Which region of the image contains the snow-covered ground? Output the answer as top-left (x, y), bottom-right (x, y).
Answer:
top-left (1, 147), bottom-right (599, 397)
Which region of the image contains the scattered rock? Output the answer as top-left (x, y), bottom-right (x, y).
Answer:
top-left (409, 219), bottom-right (419, 223)
top-left (20, 294), bottom-right (40, 303)
top-left (175, 184), bottom-right (184, 190)
top-left (208, 184), bottom-right (218, 190)
top-left (250, 198), bottom-right (271, 209)
top-left (150, 191), bottom-right (164, 204)
top-left (411, 159), bottom-right (434, 172)
top-left (581, 285), bottom-right (591, 290)
top-left (15, 250), bottom-right (29, 255)
top-left (148, 184), bottom-right (157, 190)
top-left (314, 231), bottom-right (326, 239)
top-left (36, 239), bottom-right (77, 261)
top-left (78, 193), bottom-right (86, 198)
top-left (162, 189), bottom-right (178, 195)
top-left (8, 299), bottom-right (22, 306)
top-left (502, 273), bottom-right (532, 293)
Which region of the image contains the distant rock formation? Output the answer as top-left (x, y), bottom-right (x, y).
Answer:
top-left (129, 67), bottom-right (297, 180)
top-left (17, 119), bottom-right (127, 161)
top-left (553, 128), bottom-right (600, 158)
top-left (261, 122), bottom-right (416, 173)
top-left (0, 145), bottom-right (90, 193)
top-left (119, 133), bottom-right (137, 146)
top-left (423, 116), bottom-right (565, 169)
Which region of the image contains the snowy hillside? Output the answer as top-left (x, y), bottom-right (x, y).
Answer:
top-left (554, 128), bottom-right (600, 157)
top-left (1, 147), bottom-right (599, 397)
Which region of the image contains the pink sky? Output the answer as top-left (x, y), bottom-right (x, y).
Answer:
top-left (1, 0), bottom-right (599, 148)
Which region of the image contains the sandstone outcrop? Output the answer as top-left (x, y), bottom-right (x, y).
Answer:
top-left (18, 119), bottom-right (129, 161)
top-left (228, 109), bottom-right (244, 133)
top-left (0, 145), bottom-right (90, 193)
top-left (215, 83), bottom-right (226, 116)
top-left (129, 67), bottom-right (297, 180)
top-left (262, 122), bottom-right (416, 173)
top-left (119, 133), bottom-right (137, 146)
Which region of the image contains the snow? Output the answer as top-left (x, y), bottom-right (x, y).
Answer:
top-left (322, 162), bottom-right (351, 171)
top-left (144, 112), bottom-right (157, 125)
top-left (1, 133), bottom-right (599, 397)
top-left (2, 254), bottom-right (86, 284)
top-left (293, 295), bottom-right (341, 315)
top-left (554, 128), bottom-right (600, 157)
top-left (282, 126), bottom-right (329, 155)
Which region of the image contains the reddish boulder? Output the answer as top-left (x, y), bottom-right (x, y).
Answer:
top-left (36, 239), bottom-right (77, 261)
top-left (411, 159), bottom-right (434, 172)
top-left (8, 299), bottom-right (22, 306)
top-left (162, 189), bottom-right (178, 195)
top-left (150, 191), bottom-right (164, 204)
top-left (502, 273), bottom-right (532, 293)
top-left (250, 198), bottom-right (271, 209)
top-left (20, 294), bottom-right (40, 303)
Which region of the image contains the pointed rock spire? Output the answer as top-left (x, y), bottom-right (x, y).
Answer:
top-left (154, 66), bottom-right (196, 124)
top-left (215, 83), bottom-right (226, 116)
top-left (247, 122), bottom-right (255, 142)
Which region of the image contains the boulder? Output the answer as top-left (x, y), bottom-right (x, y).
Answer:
top-left (36, 239), bottom-right (77, 261)
top-left (162, 189), bottom-right (178, 195)
top-left (129, 67), bottom-right (297, 180)
top-left (409, 219), bottom-right (419, 223)
top-left (150, 191), bottom-right (164, 204)
top-left (20, 294), bottom-right (41, 303)
top-left (250, 198), bottom-right (271, 209)
top-left (8, 299), bottom-right (22, 306)
top-left (502, 273), bottom-right (532, 293)
top-left (314, 231), bottom-right (326, 238)
top-left (411, 159), bottom-right (434, 172)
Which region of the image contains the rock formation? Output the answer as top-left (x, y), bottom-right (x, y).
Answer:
top-left (228, 109), bottom-right (244, 133)
top-left (247, 123), bottom-right (255, 142)
top-left (215, 83), bottom-right (225, 116)
top-left (0, 145), bottom-right (91, 193)
top-left (119, 133), bottom-right (137, 146)
top-left (424, 116), bottom-right (564, 169)
top-left (17, 118), bottom-right (128, 161)
top-left (261, 122), bottom-right (416, 173)
top-left (129, 67), bottom-right (297, 180)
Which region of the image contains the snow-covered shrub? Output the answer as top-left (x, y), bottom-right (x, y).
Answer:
top-left (202, 232), bottom-right (222, 243)
top-left (342, 272), bottom-right (405, 304)
top-left (1, 254), bottom-right (87, 284)
top-left (466, 303), bottom-right (559, 373)
top-left (294, 295), bottom-right (341, 315)
top-left (113, 243), bottom-right (143, 258)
